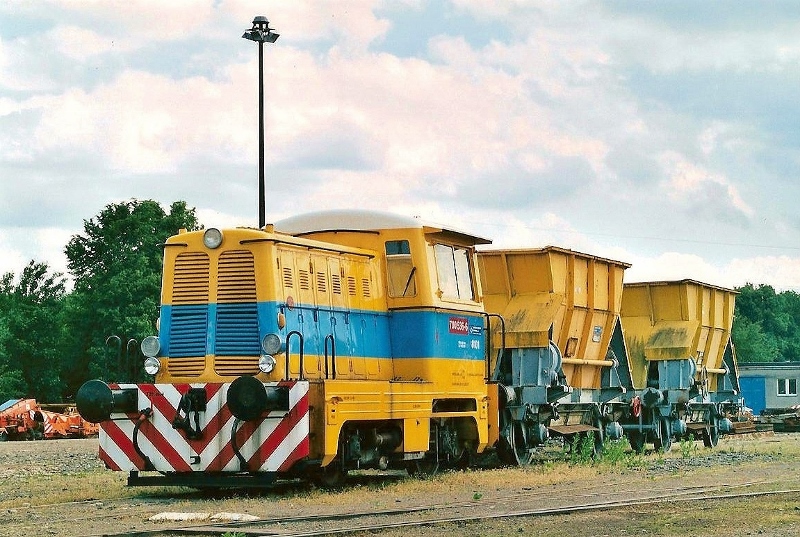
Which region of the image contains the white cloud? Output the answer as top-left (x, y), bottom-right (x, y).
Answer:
top-left (1, 1), bottom-right (799, 297)
top-left (658, 151), bottom-right (754, 219)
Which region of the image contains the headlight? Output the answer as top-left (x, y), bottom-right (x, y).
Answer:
top-left (259, 354), bottom-right (276, 373)
top-left (144, 356), bottom-right (161, 375)
top-left (141, 335), bottom-right (160, 357)
top-left (203, 228), bottom-right (223, 249)
top-left (261, 333), bottom-right (284, 355)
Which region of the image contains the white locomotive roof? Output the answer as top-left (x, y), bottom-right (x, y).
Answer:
top-left (274, 209), bottom-right (491, 245)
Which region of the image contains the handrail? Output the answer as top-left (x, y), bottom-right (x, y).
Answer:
top-left (286, 330), bottom-right (304, 380)
top-left (324, 334), bottom-right (336, 380)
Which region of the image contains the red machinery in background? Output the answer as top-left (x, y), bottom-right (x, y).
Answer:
top-left (0, 399), bottom-right (98, 441)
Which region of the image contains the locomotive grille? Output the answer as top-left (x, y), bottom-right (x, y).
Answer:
top-left (169, 252), bottom-right (210, 373)
top-left (217, 250), bottom-right (257, 302)
top-left (168, 304), bottom-right (208, 363)
top-left (172, 252), bottom-right (210, 303)
top-left (167, 356), bottom-right (206, 377)
top-left (167, 250), bottom-right (262, 377)
top-left (214, 250), bottom-right (261, 375)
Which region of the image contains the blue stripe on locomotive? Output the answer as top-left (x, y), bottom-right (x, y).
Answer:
top-left (388, 310), bottom-right (485, 361)
top-left (159, 303), bottom-right (484, 361)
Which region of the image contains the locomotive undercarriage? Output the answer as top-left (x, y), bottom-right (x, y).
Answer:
top-left (314, 417), bottom-right (478, 486)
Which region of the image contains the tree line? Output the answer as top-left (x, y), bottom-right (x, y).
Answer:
top-left (0, 199), bottom-right (795, 403)
top-left (732, 283), bottom-right (800, 363)
top-left (0, 200), bottom-right (199, 403)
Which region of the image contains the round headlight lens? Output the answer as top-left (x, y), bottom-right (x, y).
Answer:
top-left (144, 356), bottom-right (161, 375)
top-left (203, 228), bottom-right (223, 249)
top-left (141, 335), bottom-right (160, 358)
top-left (261, 333), bottom-right (284, 355)
top-left (259, 354), bottom-right (277, 373)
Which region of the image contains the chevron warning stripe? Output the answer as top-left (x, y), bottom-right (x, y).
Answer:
top-left (97, 381), bottom-right (310, 475)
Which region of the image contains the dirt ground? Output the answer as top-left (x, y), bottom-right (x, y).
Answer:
top-left (1, 433), bottom-right (799, 537)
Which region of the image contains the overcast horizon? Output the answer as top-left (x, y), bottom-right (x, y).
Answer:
top-left (2, 1), bottom-right (800, 291)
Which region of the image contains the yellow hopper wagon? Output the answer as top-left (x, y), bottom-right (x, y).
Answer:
top-left (478, 247), bottom-right (634, 463)
top-left (620, 280), bottom-right (742, 452)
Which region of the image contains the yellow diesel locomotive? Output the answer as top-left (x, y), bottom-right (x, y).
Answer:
top-left (77, 210), bottom-right (499, 486)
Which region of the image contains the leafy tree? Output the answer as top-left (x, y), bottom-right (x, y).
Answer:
top-left (734, 283), bottom-right (800, 363)
top-left (0, 261), bottom-right (66, 401)
top-left (62, 200), bottom-right (200, 393)
top-left (732, 315), bottom-right (779, 363)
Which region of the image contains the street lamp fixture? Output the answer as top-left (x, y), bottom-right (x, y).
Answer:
top-left (242, 16), bottom-right (279, 229)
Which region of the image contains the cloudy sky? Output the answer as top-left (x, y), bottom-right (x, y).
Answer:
top-left (2, 1), bottom-right (800, 291)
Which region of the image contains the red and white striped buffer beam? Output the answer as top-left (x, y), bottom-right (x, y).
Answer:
top-left (97, 380), bottom-right (310, 474)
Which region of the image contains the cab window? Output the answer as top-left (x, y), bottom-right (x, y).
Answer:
top-left (386, 240), bottom-right (417, 298)
top-left (434, 244), bottom-right (474, 300)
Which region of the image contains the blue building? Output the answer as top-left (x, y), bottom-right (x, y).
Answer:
top-left (738, 362), bottom-right (800, 415)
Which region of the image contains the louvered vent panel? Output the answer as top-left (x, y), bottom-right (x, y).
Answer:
top-left (217, 250), bottom-right (257, 303)
top-left (283, 267), bottom-right (294, 288)
top-left (332, 274), bottom-right (342, 295)
top-left (215, 251), bottom-right (261, 363)
top-left (169, 304), bottom-right (208, 360)
top-left (167, 357), bottom-right (206, 377)
top-left (362, 278), bottom-right (371, 298)
top-left (348, 277), bottom-right (357, 296)
top-left (172, 253), bottom-right (210, 304)
top-left (214, 356), bottom-right (259, 377)
top-left (299, 270), bottom-right (310, 290)
top-left (316, 272), bottom-right (327, 293)
top-left (215, 302), bottom-right (261, 357)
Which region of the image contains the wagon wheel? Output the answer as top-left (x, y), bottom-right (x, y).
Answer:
top-left (653, 418), bottom-right (672, 453)
top-left (592, 415), bottom-right (605, 456)
top-left (499, 421), bottom-right (533, 466)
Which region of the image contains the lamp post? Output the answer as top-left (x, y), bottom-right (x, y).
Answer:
top-left (242, 16), bottom-right (279, 229)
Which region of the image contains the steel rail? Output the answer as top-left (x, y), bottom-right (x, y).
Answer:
top-left (121, 482), bottom-right (799, 537)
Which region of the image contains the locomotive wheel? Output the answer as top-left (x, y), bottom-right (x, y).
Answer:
top-left (653, 418), bottom-right (672, 453)
top-left (627, 431), bottom-right (645, 454)
top-left (452, 448), bottom-right (473, 470)
top-left (496, 436), bottom-right (517, 465)
top-left (313, 463), bottom-right (348, 488)
top-left (407, 457), bottom-right (439, 476)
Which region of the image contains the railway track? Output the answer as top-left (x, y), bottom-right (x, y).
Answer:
top-left (100, 480), bottom-right (800, 537)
